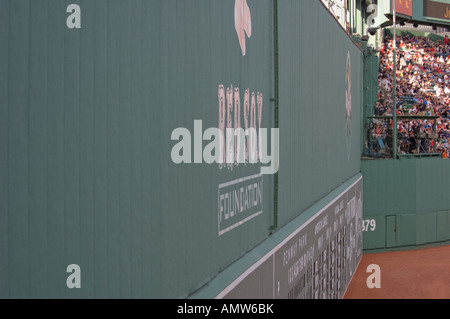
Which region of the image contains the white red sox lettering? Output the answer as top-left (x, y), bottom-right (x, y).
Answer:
top-left (171, 85), bottom-right (279, 175)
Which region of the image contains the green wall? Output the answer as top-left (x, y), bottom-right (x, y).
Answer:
top-left (192, 0), bottom-right (367, 299)
top-left (362, 159), bottom-right (450, 251)
top-left (0, 0), bottom-right (368, 299)
top-left (0, 0), bottom-right (276, 299)
top-left (278, 0), bottom-right (363, 228)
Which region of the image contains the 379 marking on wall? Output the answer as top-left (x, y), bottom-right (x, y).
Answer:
top-left (362, 219), bottom-right (376, 232)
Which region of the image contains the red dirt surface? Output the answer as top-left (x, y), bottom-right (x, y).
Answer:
top-left (344, 245), bottom-right (450, 299)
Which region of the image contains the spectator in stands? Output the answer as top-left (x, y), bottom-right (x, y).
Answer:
top-left (373, 34), bottom-right (450, 157)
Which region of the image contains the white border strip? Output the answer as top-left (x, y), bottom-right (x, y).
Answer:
top-left (215, 176), bottom-right (363, 299)
top-left (218, 173), bottom-right (263, 189)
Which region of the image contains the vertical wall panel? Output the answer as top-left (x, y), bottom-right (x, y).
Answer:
top-left (46, 0), bottom-right (66, 298)
top-left (129, 0), bottom-right (143, 299)
top-left (0, 0), bottom-right (9, 299)
top-left (426, 213), bottom-right (438, 244)
top-left (8, 0), bottom-right (30, 298)
top-left (447, 211), bottom-right (450, 241)
top-left (397, 214), bottom-right (416, 247)
top-left (117, 0), bottom-right (132, 299)
top-left (386, 216), bottom-right (397, 248)
top-left (437, 211), bottom-right (448, 242)
top-left (278, 0), bottom-right (363, 226)
top-left (28, 0), bottom-right (48, 298)
top-left (106, 0), bottom-right (121, 298)
top-left (92, 0), bottom-right (108, 298)
top-left (141, 0), bottom-right (161, 298)
top-left (63, 0), bottom-right (81, 298)
top-left (79, 0), bottom-right (95, 299)
top-left (416, 214), bottom-right (428, 246)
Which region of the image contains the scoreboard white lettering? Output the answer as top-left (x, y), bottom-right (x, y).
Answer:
top-left (217, 177), bottom-right (363, 300)
top-left (274, 178), bottom-right (363, 299)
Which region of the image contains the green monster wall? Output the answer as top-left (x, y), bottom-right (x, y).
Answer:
top-left (277, 0), bottom-right (363, 228)
top-left (0, 0), bottom-right (277, 299)
top-left (0, 0), bottom-right (365, 299)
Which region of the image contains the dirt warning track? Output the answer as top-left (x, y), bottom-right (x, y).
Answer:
top-left (344, 245), bottom-right (450, 299)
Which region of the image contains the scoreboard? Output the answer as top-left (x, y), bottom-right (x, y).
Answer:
top-left (218, 176), bottom-right (363, 299)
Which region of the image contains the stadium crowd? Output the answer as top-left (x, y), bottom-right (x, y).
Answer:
top-left (373, 34), bottom-right (450, 158)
